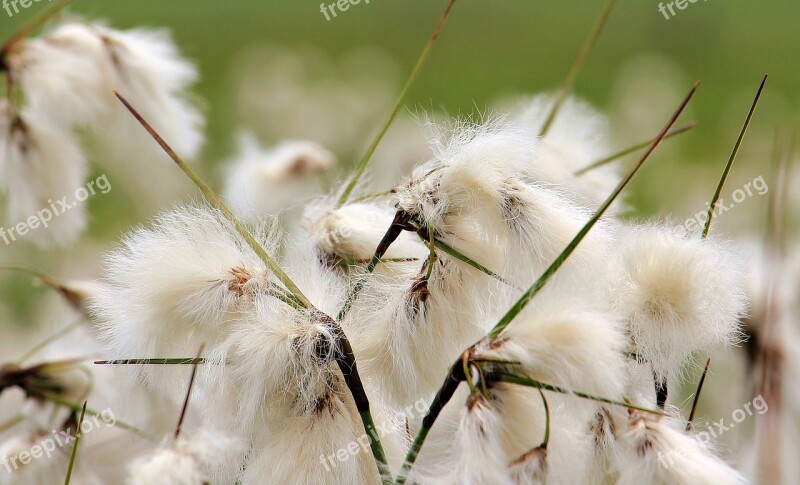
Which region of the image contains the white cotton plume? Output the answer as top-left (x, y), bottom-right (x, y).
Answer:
top-left (617, 414), bottom-right (748, 485)
top-left (610, 223), bottom-right (748, 379)
top-left (93, 24), bottom-right (205, 160)
top-left (239, 387), bottom-right (380, 485)
top-left (302, 200), bottom-right (426, 271)
top-left (0, 105), bottom-right (88, 246)
top-left (444, 394), bottom-right (516, 485)
top-left (224, 132), bottom-right (336, 220)
top-left (480, 301), bottom-right (628, 403)
top-left (91, 204), bottom-right (279, 397)
top-left (509, 94), bottom-right (623, 213)
top-left (4, 23), bottom-right (110, 126)
top-left (393, 120), bottom-right (614, 287)
top-left (128, 431), bottom-right (241, 485)
top-left (355, 253), bottom-right (503, 407)
top-left (394, 120), bottom-right (538, 233)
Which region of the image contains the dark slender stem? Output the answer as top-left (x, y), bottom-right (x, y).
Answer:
top-left (687, 358), bottom-right (711, 430)
top-left (174, 345), bottom-right (204, 440)
top-left (336, 210), bottom-right (412, 321)
top-left (325, 315), bottom-right (392, 484)
top-left (116, 92), bottom-right (390, 480)
top-left (395, 362), bottom-right (466, 485)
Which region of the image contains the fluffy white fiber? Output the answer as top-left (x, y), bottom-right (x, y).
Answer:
top-left (224, 133), bottom-right (336, 220)
top-left (610, 223), bottom-right (748, 379)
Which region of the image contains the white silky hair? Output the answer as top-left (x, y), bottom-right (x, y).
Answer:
top-left (238, 388), bottom-right (380, 485)
top-left (481, 297), bottom-right (628, 403)
top-left (609, 223), bottom-right (748, 380)
top-left (0, 105), bottom-right (88, 246)
top-left (354, 252), bottom-right (506, 409)
top-left (5, 21), bottom-right (203, 157)
top-left (94, 24), bottom-right (204, 159)
top-left (508, 93), bottom-right (623, 214)
top-left (224, 133), bottom-right (337, 221)
top-left (91, 204), bottom-right (280, 401)
top-left (617, 414), bottom-right (748, 485)
top-left (443, 392), bottom-right (516, 485)
top-left (302, 200), bottom-right (427, 271)
top-left (393, 119), bottom-right (615, 290)
top-left (128, 431), bottom-right (242, 485)
top-left (5, 23), bottom-right (111, 126)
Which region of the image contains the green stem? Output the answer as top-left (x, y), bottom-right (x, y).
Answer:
top-left (574, 122), bottom-right (697, 176)
top-left (396, 84), bottom-right (698, 482)
top-left (64, 400), bottom-right (86, 485)
top-left (538, 389), bottom-right (550, 448)
top-left (538, 0), bottom-right (616, 138)
top-left (337, 0), bottom-right (457, 206)
top-left (93, 358), bottom-right (211, 365)
top-left (702, 74), bottom-right (767, 238)
top-left (494, 373), bottom-right (662, 415)
top-left (395, 362), bottom-right (465, 484)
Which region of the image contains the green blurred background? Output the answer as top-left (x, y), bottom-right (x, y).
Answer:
top-left (1, 0), bottom-right (798, 324)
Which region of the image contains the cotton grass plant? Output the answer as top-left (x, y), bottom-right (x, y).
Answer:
top-left (0, 0), bottom-right (788, 484)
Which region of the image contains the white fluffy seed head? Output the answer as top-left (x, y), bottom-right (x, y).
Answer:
top-left (445, 393), bottom-right (516, 485)
top-left (394, 120), bottom-right (538, 231)
top-left (0, 105), bottom-right (88, 246)
top-left (509, 93), bottom-right (623, 213)
top-left (239, 390), bottom-right (379, 485)
top-left (393, 119), bottom-right (615, 287)
top-left (617, 414), bottom-right (747, 485)
top-left (302, 200), bottom-right (426, 268)
top-left (6, 23), bottom-right (110, 126)
top-left (91, 205), bottom-right (279, 396)
top-left (200, 246), bottom-right (349, 439)
top-left (128, 432), bottom-right (241, 485)
top-left (92, 24), bottom-right (205, 160)
top-left (224, 133), bottom-right (336, 220)
top-left (610, 223), bottom-right (748, 379)
top-left (355, 253), bottom-right (504, 407)
top-left (482, 302), bottom-right (628, 402)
